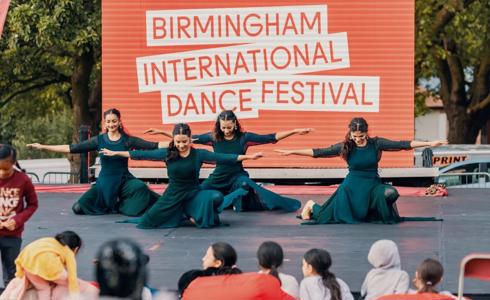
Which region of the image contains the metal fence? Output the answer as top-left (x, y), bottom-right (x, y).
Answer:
top-left (436, 172), bottom-right (490, 188)
top-left (42, 172), bottom-right (81, 184)
top-left (26, 172), bottom-right (40, 184)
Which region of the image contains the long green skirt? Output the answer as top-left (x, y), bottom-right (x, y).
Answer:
top-left (134, 189), bottom-right (224, 229)
top-left (310, 171), bottom-right (440, 224)
top-left (77, 178), bottom-right (158, 216)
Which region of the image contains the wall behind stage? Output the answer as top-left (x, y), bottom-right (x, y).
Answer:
top-left (102, 0), bottom-right (414, 168)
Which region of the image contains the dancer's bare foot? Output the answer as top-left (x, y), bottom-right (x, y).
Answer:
top-left (189, 217), bottom-right (196, 225)
top-left (301, 200), bottom-right (315, 220)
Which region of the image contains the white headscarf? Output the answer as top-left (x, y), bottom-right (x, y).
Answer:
top-left (361, 240), bottom-right (409, 300)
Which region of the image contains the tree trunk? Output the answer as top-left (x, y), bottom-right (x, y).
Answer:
top-left (87, 68), bottom-right (102, 167)
top-left (68, 50), bottom-right (95, 181)
top-left (428, 0), bottom-right (488, 144)
top-left (444, 103), bottom-right (479, 143)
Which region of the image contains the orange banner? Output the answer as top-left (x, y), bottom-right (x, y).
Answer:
top-left (102, 0), bottom-right (415, 168)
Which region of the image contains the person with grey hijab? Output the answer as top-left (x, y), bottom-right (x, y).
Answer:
top-left (360, 240), bottom-right (409, 300)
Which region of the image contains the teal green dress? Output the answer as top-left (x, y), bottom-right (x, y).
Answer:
top-left (193, 132), bottom-right (301, 212)
top-left (309, 137), bottom-right (438, 224)
top-left (70, 134), bottom-right (159, 216)
top-left (128, 147), bottom-right (240, 229)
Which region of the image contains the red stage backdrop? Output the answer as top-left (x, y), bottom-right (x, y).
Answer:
top-left (102, 0), bottom-right (414, 168)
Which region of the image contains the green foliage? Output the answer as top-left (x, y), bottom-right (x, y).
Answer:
top-left (5, 0), bottom-right (100, 56)
top-left (416, 0), bottom-right (489, 89)
top-left (415, 91), bottom-right (430, 117)
top-left (0, 0), bottom-right (101, 107)
top-left (0, 83), bottom-right (72, 158)
top-left (12, 108), bottom-right (73, 159)
top-left (0, 0), bottom-right (101, 159)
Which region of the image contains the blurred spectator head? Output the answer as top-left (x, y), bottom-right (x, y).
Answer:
top-left (96, 238), bottom-right (148, 300)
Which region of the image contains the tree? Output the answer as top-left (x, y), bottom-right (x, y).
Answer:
top-left (416, 0), bottom-right (489, 143)
top-left (0, 0), bottom-right (101, 169)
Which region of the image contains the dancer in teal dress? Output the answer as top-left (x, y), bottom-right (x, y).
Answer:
top-left (144, 110), bottom-right (311, 212)
top-left (276, 117), bottom-right (447, 224)
top-left (101, 123), bottom-right (264, 229)
top-left (27, 108), bottom-right (166, 216)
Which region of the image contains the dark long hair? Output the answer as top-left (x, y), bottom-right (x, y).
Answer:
top-left (210, 242), bottom-right (242, 275)
top-left (0, 144), bottom-right (25, 173)
top-left (212, 110), bottom-right (243, 142)
top-left (416, 258), bottom-right (443, 293)
top-left (304, 249), bottom-right (341, 300)
top-left (257, 241), bottom-right (283, 285)
top-left (103, 108), bottom-right (126, 134)
top-left (96, 239), bottom-right (147, 300)
top-left (177, 242), bottom-right (241, 296)
top-left (166, 123), bottom-right (192, 162)
top-left (340, 117), bottom-right (369, 161)
top-left (55, 231), bottom-right (82, 251)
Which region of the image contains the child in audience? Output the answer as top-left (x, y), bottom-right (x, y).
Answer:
top-left (13, 231), bottom-right (98, 300)
top-left (300, 248), bottom-right (354, 300)
top-left (378, 258), bottom-right (456, 300)
top-left (178, 242), bottom-right (241, 297)
top-left (96, 238), bottom-right (177, 300)
top-left (361, 240), bottom-right (409, 300)
top-left (257, 241), bottom-right (299, 298)
top-left (409, 258), bottom-right (455, 297)
top-left (0, 144), bottom-right (38, 288)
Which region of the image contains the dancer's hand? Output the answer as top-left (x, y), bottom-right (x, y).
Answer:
top-left (250, 152), bottom-right (263, 160)
top-left (143, 128), bottom-right (162, 135)
top-left (99, 148), bottom-right (116, 156)
top-left (429, 140), bottom-right (448, 147)
top-left (295, 128), bottom-right (314, 135)
top-left (274, 149), bottom-right (294, 156)
top-left (26, 143), bottom-right (43, 149)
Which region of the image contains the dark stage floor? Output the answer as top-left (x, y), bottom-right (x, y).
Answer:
top-left (13, 189), bottom-right (490, 294)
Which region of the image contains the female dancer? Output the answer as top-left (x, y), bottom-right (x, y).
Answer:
top-left (27, 108), bottom-right (165, 216)
top-left (144, 110), bottom-right (311, 212)
top-left (276, 117), bottom-right (446, 224)
top-left (101, 123), bottom-right (263, 229)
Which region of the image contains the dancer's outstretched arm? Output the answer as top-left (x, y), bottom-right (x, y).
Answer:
top-left (102, 148), bottom-right (261, 162)
top-left (376, 138), bottom-right (447, 151)
top-left (143, 128), bottom-right (172, 138)
top-left (410, 140), bottom-right (447, 148)
top-left (26, 143), bottom-right (70, 153)
top-left (275, 128), bottom-right (314, 141)
top-left (100, 149), bottom-right (130, 157)
top-left (274, 149), bottom-right (314, 157)
top-left (101, 148), bottom-right (168, 162)
top-left (144, 129), bottom-right (209, 146)
top-left (276, 143), bottom-right (342, 158)
top-left (238, 152), bottom-right (263, 161)
top-left (27, 136), bottom-right (98, 154)
top-left (199, 148), bottom-right (263, 164)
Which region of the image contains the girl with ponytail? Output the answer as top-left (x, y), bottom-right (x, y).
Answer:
top-left (0, 144), bottom-right (38, 288)
top-left (101, 123), bottom-right (264, 229)
top-left (300, 248), bottom-right (353, 300)
top-left (144, 110), bottom-right (309, 213)
top-left (410, 258), bottom-right (454, 297)
top-left (257, 241), bottom-right (299, 298)
top-left (276, 117), bottom-right (446, 224)
top-left (27, 108), bottom-right (167, 217)
top-left (378, 258), bottom-right (456, 300)
top-left (178, 242), bottom-right (242, 297)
